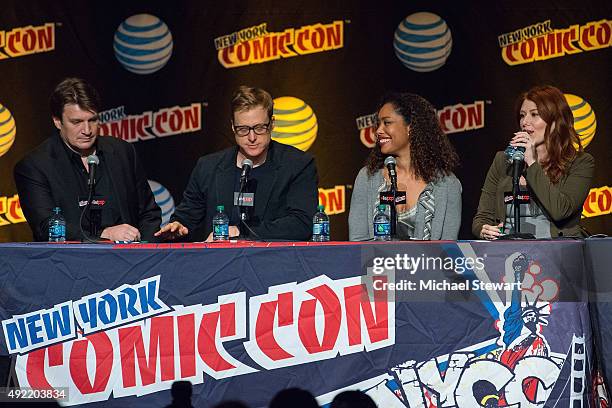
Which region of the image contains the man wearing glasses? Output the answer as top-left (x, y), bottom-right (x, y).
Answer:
top-left (156, 86), bottom-right (318, 241)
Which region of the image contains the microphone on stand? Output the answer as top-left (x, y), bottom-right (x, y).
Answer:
top-left (499, 143), bottom-right (534, 239)
top-left (239, 158), bottom-right (253, 192)
top-left (87, 154), bottom-right (99, 191)
top-left (384, 156), bottom-right (398, 191)
top-left (381, 156), bottom-right (403, 238)
top-left (236, 158), bottom-right (259, 240)
top-left (80, 154), bottom-right (102, 243)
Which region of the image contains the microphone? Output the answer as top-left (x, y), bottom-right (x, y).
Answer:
top-left (384, 156), bottom-right (397, 190)
top-left (239, 158), bottom-right (253, 190)
top-left (87, 154), bottom-right (99, 189)
top-left (504, 145), bottom-right (525, 163)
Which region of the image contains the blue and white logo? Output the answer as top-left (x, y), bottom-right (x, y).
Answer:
top-left (393, 12), bottom-right (452, 72)
top-left (113, 14), bottom-right (173, 75)
top-left (148, 180), bottom-right (175, 226)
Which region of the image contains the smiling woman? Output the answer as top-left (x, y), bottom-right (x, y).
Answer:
top-left (348, 92), bottom-right (462, 241)
top-left (472, 85), bottom-right (595, 239)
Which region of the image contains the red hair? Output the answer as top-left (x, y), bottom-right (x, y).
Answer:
top-left (515, 85), bottom-right (581, 184)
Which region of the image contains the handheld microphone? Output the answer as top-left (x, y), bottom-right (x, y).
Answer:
top-left (87, 154), bottom-right (99, 189)
top-left (240, 158), bottom-right (253, 189)
top-left (384, 156), bottom-right (397, 190)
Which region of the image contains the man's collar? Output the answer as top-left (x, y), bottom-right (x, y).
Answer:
top-left (58, 134), bottom-right (101, 160)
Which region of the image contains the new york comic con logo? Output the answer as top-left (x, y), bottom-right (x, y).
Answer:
top-left (215, 21), bottom-right (344, 68)
top-left (2, 274), bottom-right (392, 405)
top-left (98, 103), bottom-right (203, 143)
top-left (498, 18), bottom-right (611, 65)
top-left (0, 22), bottom-right (55, 60)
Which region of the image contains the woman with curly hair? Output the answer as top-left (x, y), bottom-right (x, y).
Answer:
top-left (473, 85), bottom-right (594, 239)
top-left (348, 92), bottom-right (461, 241)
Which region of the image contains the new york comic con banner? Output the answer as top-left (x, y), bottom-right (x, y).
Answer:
top-left (0, 241), bottom-right (593, 407)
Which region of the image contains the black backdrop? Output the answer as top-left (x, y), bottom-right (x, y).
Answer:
top-left (0, 0), bottom-right (610, 242)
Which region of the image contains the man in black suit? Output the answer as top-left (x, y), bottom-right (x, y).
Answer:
top-left (156, 86), bottom-right (318, 241)
top-left (14, 77), bottom-right (161, 242)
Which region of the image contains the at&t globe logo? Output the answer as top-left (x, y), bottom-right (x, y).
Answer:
top-left (148, 180), bottom-right (175, 226)
top-left (394, 12), bottom-right (452, 72)
top-left (0, 103), bottom-right (16, 157)
top-left (113, 14), bottom-right (173, 75)
top-left (272, 97), bottom-right (318, 151)
top-left (564, 94), bottom-right (596, 149)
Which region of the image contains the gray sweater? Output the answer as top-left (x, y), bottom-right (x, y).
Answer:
top-left (348, 167), bottom-right (462, 240)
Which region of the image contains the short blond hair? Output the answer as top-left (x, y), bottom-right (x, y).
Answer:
top-left (231, 86), bottom-right (273, 119)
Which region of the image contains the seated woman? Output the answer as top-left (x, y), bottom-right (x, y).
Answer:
top-left (348, 92), bottom-right (462, 241)
top-left (473, 85), bottom-right (594, 239)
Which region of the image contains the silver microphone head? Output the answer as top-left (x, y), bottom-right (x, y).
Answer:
top-left (512, 148), bottom-right (525, 161)
top-left (242, 158), bottom-right (253, 169)
top-left (87, 154), bottom-right (99, 165)
top-left (384, 156), bottom-right (396, 167)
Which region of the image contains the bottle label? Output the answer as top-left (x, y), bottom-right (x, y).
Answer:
top-left (313, 222), bottom-right (329, 236)
top-left (213, 223), bottom-right (229, 240)
top-left (374, 222), bottom-right (390, 236)
top-left (49, 224), bottom-right (66, 240)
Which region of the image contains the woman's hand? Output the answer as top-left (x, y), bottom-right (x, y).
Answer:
top-left (480, 222), bottom-right (503, 240)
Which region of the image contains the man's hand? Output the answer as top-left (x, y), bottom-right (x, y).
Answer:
top-left (101, 224), bottom-right (141, 242)
top-left (154, 221), bottom-right (189, 240)
top-left (205, 226), bottom-right (240, 242)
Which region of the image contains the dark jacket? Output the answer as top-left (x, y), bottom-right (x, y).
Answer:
top-left (172, 141), bottom-right (318, 241)
top-left (14, 134), bottom-right (161, 241)
top-left (472, 151), bottom-right (594, 238)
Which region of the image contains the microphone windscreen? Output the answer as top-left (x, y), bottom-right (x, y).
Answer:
top-left (87, 154), bottom-right (100, 165)
top-left (504, 146), bottom-right (525, 162)
top-left (384, 156), bottom-right (396, 167)
top-left (242, 158), bottom-right (253, 168)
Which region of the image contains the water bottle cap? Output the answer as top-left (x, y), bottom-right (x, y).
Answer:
top-left (317, 205), bottom-right (325, 212)
top-left (216, 205), bottom-right (224, 212)
top-left (378, 204), bottom-right (386, 211)
top-left (53, 207), bottom-right (61, 214)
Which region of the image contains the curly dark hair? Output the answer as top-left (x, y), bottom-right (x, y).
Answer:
top-left (365, 92), bottom-right (459, 182)
top-left (515, 85), bottom-right (581, 184)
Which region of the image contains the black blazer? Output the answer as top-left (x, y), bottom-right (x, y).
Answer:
top-left (172, 141), bottom-right (318, 241)
top-left (14, 134), bottom-right (161, 241)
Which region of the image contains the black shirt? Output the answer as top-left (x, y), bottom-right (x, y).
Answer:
top-left (60, 141), bottom-right (122, 236)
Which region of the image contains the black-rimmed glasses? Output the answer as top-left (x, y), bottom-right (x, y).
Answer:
top-left (233, 122), bottom-right (271, 137)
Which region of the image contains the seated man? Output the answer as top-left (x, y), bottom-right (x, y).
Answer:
top-left (14, 77), bottom-right (161, 242)
top-left (156, 86), bottom-right (318, 241)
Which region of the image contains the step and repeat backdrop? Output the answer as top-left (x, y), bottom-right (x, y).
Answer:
top-left (0, 0), bottom-right (610, 241)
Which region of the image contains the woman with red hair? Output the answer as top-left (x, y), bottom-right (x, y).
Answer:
top-left (473, 85), bottom-right (594, 239)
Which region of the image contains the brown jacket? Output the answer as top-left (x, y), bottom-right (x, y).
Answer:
top-left (472, 151), bottom-right (594, 238)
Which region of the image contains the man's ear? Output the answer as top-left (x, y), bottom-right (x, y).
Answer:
top-left (270, 116), bottom-right (275, 131)
top-left (52, 116), bottom-right (62, 130)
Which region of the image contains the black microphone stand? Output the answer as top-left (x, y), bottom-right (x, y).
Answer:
top-left (389, 176), bottom-right (398, 239)
top-left (500, 159), bottom-right (535, 240)
top-left (80, 176), bottom-right (101, 243)
top-left (238, 177), bottom-right (248, 231)
top-left (236, 176), bottom-right (260, 240)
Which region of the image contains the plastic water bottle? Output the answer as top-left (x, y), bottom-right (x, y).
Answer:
top-left (312, 205), bottom-right (330, 242)
top-left (212, 205), bottom-right (229, 241)
top-left (373, 204), bottom-right (391, 241)
top-left (48, 207), bottom-right (66, 242)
